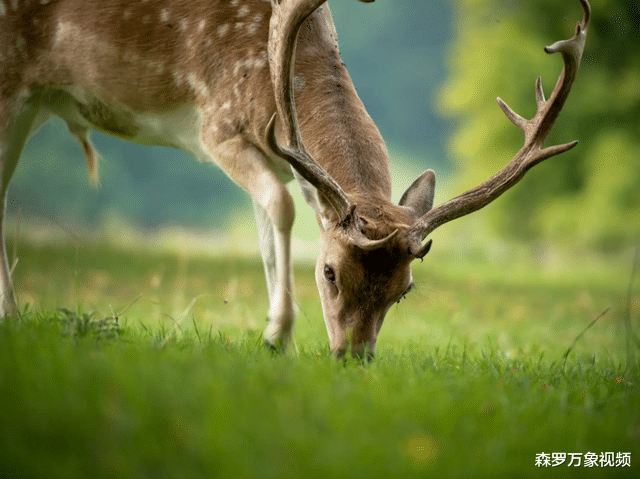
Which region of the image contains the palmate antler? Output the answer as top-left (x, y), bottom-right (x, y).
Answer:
top-left (407, 0), bottom-right (591, 251)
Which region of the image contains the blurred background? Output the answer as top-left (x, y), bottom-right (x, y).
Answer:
top-left (7, 0), bottom-right (639, 258)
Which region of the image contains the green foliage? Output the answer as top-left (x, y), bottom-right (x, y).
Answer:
top-left (56, 308), bottom-right (122, 341)
top-left (440, 0), bottom-right (640, 250)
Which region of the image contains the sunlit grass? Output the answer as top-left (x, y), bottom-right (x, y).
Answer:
top-left (11, 235), bottom-right (632, 357)
top-left (0, 239), bottom-right (638, 478)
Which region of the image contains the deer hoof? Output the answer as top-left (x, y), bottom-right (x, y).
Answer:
top-left (263, 319), bottom-right (293, 352)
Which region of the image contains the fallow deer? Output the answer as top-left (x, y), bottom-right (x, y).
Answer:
top-left (0, 0), bottom-right (589, 358)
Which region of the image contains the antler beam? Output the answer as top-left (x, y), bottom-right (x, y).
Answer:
top-left (408, 0), bottom-right (590, 244)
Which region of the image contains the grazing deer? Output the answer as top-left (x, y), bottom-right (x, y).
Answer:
top-left (0, 0), bottom-right (589, 358)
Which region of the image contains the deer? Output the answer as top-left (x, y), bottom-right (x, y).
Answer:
top-left (0, 0), bottom-right (589, 358)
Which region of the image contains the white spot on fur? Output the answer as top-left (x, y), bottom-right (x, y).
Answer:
top-left (160, 8), bottom-right (170, 23)
top-left (40, 0), bottom-right (50, 4)
top-left (179, 18), bottom-right (188, 32)
top-left (205, 38), bottom-right (213, 48)
top-left (123, 10), bottom-right (132, 20)
top-left (234, 22), bottom-right (244, 31)
top-left (187, 73), bottom-right (210, 98)
top-left (248, 13), bottom-right (263, 35)
top-left (222, 101), bottom-right (231, 110)
top-left (237, 5), bottom-right (249, 18)
top-left (232, 50), bottom-right (263, 76)
top-left (231, 0), bottom-right (239, 5)
top-left (254, 50), bottom-right (268, 68)
top-left (233, 60), bottom-right (242, 76)
top-left (0, 1), bottom-right (6, 16)
top-left (172, 70), bottom-right (185, 87)
top-left (217, 24), bottom-right (229, 37)
top-left (198, 19), bottom-right (206, 32)
top-left (9, 0), bottom-right (17, 11)
top-left (54, 21), bottom-right (71, 47)
top-left (198, 82), bottom-right (210, 98)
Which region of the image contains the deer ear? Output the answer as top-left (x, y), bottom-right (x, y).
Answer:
top-left (399, 170), bottom-right (436, 217)
top-left (293, 170), bottom-right (336, 227)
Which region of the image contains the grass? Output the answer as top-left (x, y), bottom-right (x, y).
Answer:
top-left (0, 239), bottom-right (638, 478)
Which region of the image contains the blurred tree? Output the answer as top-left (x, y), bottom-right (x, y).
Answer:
top-left (440, 0), bottom-right (640, 251)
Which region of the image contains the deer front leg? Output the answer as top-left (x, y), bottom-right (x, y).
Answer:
top-left (0, 95), bottom-right (42, 317)
top-left (253, 199), bottom-right (297, 349)
top-left (206, 136), bottom-right (296, 350)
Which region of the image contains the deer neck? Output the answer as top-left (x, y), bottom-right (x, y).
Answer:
top-left (294, 61), bottom-right (393, 206)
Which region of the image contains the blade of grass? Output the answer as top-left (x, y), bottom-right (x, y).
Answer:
top-left (111, 293), bottom-right (144, 323)
top-left (562, 308), bottom-right (610, 368)
top-left (624, 245), bottom-right (639, 363)
top-left (160, 295), bottom-right (203, 346)
top-left (192, 316), bottom-right (201, 343)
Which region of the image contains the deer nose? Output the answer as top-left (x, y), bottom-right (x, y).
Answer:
top-left (331, 347), bottom-right (347, 359)
top-left (351, 340), bottom-right (375, 361)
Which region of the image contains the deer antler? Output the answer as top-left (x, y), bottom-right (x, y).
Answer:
top-left (407, 0), bottom-right (590, 251)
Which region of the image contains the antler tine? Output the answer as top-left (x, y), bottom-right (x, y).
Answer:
top-left (409, 0), bottom-right (590, 244)
top-left (267, 0), bottom-right (373, 222)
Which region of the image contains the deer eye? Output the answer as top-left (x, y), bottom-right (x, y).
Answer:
top-left (324, 265), bottom-right (336, 283)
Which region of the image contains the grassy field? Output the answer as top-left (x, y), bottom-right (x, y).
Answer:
top-left (0, 239), bottom-right (638, 478)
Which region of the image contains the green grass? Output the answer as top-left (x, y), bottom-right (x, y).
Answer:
top-left (0, 240), bottom-right (638, 478)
